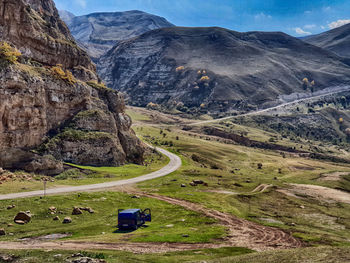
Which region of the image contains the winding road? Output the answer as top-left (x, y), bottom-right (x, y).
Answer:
top-left (191, 85), bottom-right (350, 126)
top-left (0, 147), bottom-right (181, 201)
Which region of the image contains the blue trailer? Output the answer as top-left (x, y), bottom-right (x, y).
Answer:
top-left (118, 209), bottom-right (151, 230)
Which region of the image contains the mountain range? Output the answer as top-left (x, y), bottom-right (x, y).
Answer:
top-left (59, 10), bottom-right (174, 61)
top-left (59, 10), bottom-right (350, 114)
top-left (304, 23), bottom-right (350, 58)
top-left (98, 26), bottom-right (350, 113)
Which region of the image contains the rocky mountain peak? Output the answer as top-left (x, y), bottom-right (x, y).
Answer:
top-left (0, 0), bottom-right (95, 77)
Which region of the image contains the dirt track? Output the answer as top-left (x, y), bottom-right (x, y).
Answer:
top-left (0, 192), bottom-right (303, 253)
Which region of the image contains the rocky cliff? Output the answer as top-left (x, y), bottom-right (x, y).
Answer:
top-left (60, 10), bottom-right (174, 61)
top-left (0, 0), bottom-right (144, 174)
top-left (98, 27), bottom-right (350, 115)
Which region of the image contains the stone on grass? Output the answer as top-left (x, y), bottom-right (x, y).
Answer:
top-left (193, 180), bottom-right (204, 185)
top-left (53, 216), bottom-right (60, 221)
top-left (63, 217), bottom-right (72, 224)
top-left (7, 205), bottom-right (15, 210)
top-left (131, 195), bottom-right (140, 199)
top-left (14, 212), bottom-right (31, 224)
top-left (189, 182), bottom-right (197, 187)
top-left (182, 234), bottom-right (189, 237)
top-left (14, 220), bottom-right (25, 225)
top-left (181, 184), bottom-right (186, 187)
top-left (72, 207), bottom-right (83, 215)
top-left (0, 229), bottom-right (6, 236)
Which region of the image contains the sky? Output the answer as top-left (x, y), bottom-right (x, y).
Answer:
top-left (54, 0), bottom-right (350, 36)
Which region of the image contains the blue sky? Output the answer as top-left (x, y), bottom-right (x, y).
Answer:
top-left (54, 0), bottom-right (350, 36)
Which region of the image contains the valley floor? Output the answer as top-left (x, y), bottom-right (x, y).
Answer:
top-left (1, 106), bottom-right (350, 262)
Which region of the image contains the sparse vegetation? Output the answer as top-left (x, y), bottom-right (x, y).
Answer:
top-left (0, 41), bottom-right (21, 64)
top-left (50, 64), bottom-right (76, 84)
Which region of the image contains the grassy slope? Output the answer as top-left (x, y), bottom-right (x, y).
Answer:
top-left (0, 191), bottom-right (225, 244)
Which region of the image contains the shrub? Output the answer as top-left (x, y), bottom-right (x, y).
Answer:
top-left (200, 76), bottom-right (210, 82)
top-left (176, 66), bottom-right (185, 72)
top-left (51, 64), bottom-right (76, 84)
top-left (0, 41), bottom-right (21, 64)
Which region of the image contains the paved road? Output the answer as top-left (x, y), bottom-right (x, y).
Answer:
top-left (191, 86), bottom-right (350, 126)
top-left (0, 147), bottom-right (181, 200)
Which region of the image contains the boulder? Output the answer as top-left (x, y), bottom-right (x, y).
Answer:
top-left (193, 180), bottom-right (204, 185)
top-left (72, 207), bottom-right (83, 215)
top-left (14, 212), bottom-right (31, 224)
top-left (63, 217), bottom-right (72, 224)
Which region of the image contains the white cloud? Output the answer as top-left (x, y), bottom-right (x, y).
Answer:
top-left (254, 12), bottom-right (272, 20)
top-left (321, 25), bottom-right (326, 30)
top-left (304, 10), bottom-right (312, 14)
top-left (294, 27), bottom-right (312, 35)
top-left (75, 0), bottom-right (86, 8)
top-left (328, 19), bottom-right (350, 29)
top-left (304, 24), bottom-right (316, 30)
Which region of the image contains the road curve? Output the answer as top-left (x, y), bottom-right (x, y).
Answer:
top-left (0, 147), bottom-right (181, 201)
top-left (191, 86), bottom-right (350, 126)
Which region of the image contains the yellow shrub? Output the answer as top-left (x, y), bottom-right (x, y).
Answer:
top-left (339, 117), bottom-right (344, 123)
top-left (0, 41), bottom-right (21, 64)
top-left (147, 102), bottom-right (159, 109)
top-left (51, 64), bottom-right (76, 84)
top-left (200, 103), bottom-right (206, 108)
top-left (176, 66), bottom-right (185, 72)
top-left (302, 78), bottom-right (309, 83)
top-left (200, 76), bottom-right (210, 82)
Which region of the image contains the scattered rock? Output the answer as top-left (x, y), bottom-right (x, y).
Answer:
top-left (72, 207), bottom-right (83, 215)
top-left (181, 184), bottom-right (186, 187)
top-left (0, 229), bottom-right (6, 236)
top-left (182, 234), bottom-right (189, 238)
top-left (63, 217), bottom-right (72, 224)
top-left (171, 179), bottom-right (177, 182)
top-left (54, 254), bottom-right (62, 258)
top-left (7, 224), bottom-right (13, 227)
top-left (14, 220), bottom-right (25, 225)
top-left (6, 205), bottom-right (15, 210)
top-left (53, 216), bottom-right (60, 221)
top-left (69, 257), bottom-right (106, 263)
top-left (193, 180), bottom-right (204, 185)
top-left (166, 224), bottom-right (174, 228)
top-left (14, 212), bottom-right (31, 224)
top-left (189, 182), bottom-right (197, 187)
top-left (0, 254), bottom-right (17, 262)
top-left (49, 206), bottom-right (57, 213)
top-left (131, 195), bottom-right (140, 199)
top-left (300, 205), bottom-right (305, 209)
top-left (80, 207), bottom-right (94, 214)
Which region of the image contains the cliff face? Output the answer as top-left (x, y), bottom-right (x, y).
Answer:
top-left (0, 0), bottom-right (95, 74)
top-left (0, 0), bottom-right (145, 174)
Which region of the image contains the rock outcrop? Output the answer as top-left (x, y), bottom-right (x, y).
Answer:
top-left (60, 10), bottom-right (174, 61)
top-left (0, 0), bottom-right (145, 174)
top-left (99, 27), bottom-right (350, 114)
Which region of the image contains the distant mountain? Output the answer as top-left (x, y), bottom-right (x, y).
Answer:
top-left (60, 10), bottom-right (174, 61)
top-left (58, 10), bottom-right (75, 25)
top-left (304, 23), bottom-right (350, 58)
top-left (98, 27), bottom-right (350, 114)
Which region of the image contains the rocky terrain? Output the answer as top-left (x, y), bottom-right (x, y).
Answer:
top-left (98, 27), bottom-right (350, 114)
top-left (304, 23), bottom-right (350, 58)
top-left (60, 10), bottom-right (174, 61)
top-left (0, 0), bottom-right (144, 174)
